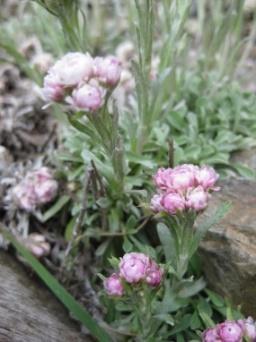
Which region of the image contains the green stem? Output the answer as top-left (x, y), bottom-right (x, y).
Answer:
top-left (177, 218), bottom-right (188, 279)
top-left (134, 0), bottom-right (154, 153)
top-left (128, 284), bottom-right (154, 340)
top-left (174, 214), bottom-right (195, 280)
top-left (87, 111), bottom-right (124, 194)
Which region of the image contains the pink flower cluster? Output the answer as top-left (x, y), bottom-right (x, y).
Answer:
top-left (104, 252), bottom-right (163, 297)
top-left (42, 52), bottom-right (121, 112)
top-left (151, 164), bottom-right (219, 214)
top-left (202, 317), bottom-right (256, 342)
top-left (13, 167), bottom-right (58, 211)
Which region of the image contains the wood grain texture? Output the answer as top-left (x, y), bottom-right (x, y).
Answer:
top-left (0, 251), bottom-right (87, 342)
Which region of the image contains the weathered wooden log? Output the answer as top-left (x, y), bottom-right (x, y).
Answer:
top-left (0, 251), bottom-right (87, 342)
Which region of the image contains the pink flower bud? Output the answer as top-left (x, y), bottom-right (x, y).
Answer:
top-left (32, 166), bottom-right (53, 182)
top-left (244, 318), bottom-right (256, 340)
top-left (94, 56), bottom-right (121, 87)
top-left (119, 252), bottom-right (150, 283)
top-left (13, 183), bottom-right (37, 211)
top-left (71, 84), bottom-right (103, 111)
top-left (153, 168), bottom-right (173, 191)
top-left (24, 233), bottom-right (51, 258)
top-left (32, 167), bottom-right (58, 204)
top-left (202, 327), bottom-right (222, 342)
top-left (50, 52), bottom-right (94, 86)
top-left (151, 164), bottom-right (219, 215)
top-left (104, 273), bottom-right (124, 297)
top-left (195, 166), bottom-right (219, 191)
top-left (13, 167), bottom-right (58, 211)
top-left (145, 260), bottom-right (163, 287)
top-left (30, 244), bottom-right (50, 257)
top-left (150, 194), bottom-right (164, 212)
top-left (42, 74), bottom-right (65, 102)
top-left (33, 167), bottom-right (55, 182)
top-left (170, 164), bottom-right (196, 191)
top-left (238, 317), bottom-right (256, 340)
top-left (186, 186), bottom-right (208, 211)
top-left (34, 179), bottom-right (58, 204)
top-left (161, 192), bottom-right (186, 214)
top-left (217, 321), bottom-right (243, 342)
top-left (42, 52), bottom-right (95, 103)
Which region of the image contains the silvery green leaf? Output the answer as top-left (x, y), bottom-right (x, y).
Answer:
top-left (157, 223), bottom-right (176, 262)
top-left (178, 277), bottom-right (206, 298)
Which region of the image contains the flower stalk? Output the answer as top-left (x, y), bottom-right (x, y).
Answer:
top-left (151, 164), bottom-right (227, 285)
top-left (42, 52), bottom-right (125, 194)
top-left (32, 0), bottom-right (89, 52)
top-left (103, 252), bottom-right (163, 340)
top-left (133, 0), bottom-right (154, 153)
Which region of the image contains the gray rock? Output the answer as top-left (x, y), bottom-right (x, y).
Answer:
top-left (231, 147), bottom-right (256, 170)
top-left (199, 179), bottom-right (256, 316)
top-left (0, 251), bottom-right (87, 342)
